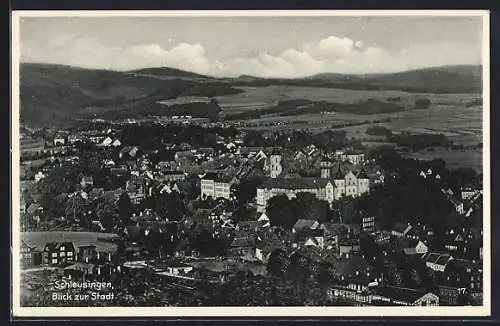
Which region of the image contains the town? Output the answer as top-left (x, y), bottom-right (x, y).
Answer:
top-left (19, 116), bottom-right (483, 307)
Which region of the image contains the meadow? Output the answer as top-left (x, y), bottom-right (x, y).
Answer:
top-left (211, 85), bottom-right (483, 172)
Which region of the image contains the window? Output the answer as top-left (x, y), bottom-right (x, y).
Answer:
top-left (52, 259), bottom-right (58, 264)
top-left (67, 252), bottom-right (73, 256)
top-left (52, 253), bottom-right (57, 258)
top-left (60, 246), bottom-right (65, 251)
top-left (60, 252), bottom-right (65, 257)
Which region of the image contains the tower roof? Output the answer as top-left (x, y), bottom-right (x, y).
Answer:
top-left (334, 165), bottom-right (344, 179)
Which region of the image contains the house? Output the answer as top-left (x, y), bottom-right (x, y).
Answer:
top-left (405, 224), bottom-right (433, 240)
top-left (101, 137), bottom-right (113, 147)
top-left (164, 262), bottom-right (194, 276)
top-left (391, 222), bottom-right (413, 237)
top-left (53, 133), bottom-right (66, 146)
top-left (339, 238), bottom-right (361, 256)
top-left (34, 171), bottom-right (46, 183)
top-left (345, 152), bottom-right (365, 165)
top-left (157, 171), bottom-right (186, 182)
top-left (362, 216), bottom-right (376, 233)
top-left (21, 240), bottom-right (41, 268)
top-left (257, 213), bottom-right (270, 228)
top-left (292, 219), bottom-right (320, 234)
top-left (319, 223), bottom-right (350, 249)
top-left (64, 262), bottom-right (96, 280)
top-left (68, 133), bottom-right (84, 144)
top-left (119, 146), bottom-right (140, 159)
top-left (327, 272), bottom-right (381, 305)
top-left (200, 172), bottom-right (233, 200)
top-left (443, 258), bottom-right (483, 294)
top-left (304, 236), bottom-right (325, 249)
top-left (461, 187), bottom-right (481, 201)
top-left (43, 242), bottom-right (76, 266)
top-left (423, 252), bottom-right (453, 272)
top-left (438, 285), bottom-right (469, 306)
top-left (372, 231), bottom-right (391, 245)
top-left (126, 176), bottom-right (149, 204)
top-left (403, 239), bottom-right (429, 256)
top-left (229, 236), bottom-right (256, 257)
top-left (80, 176), bottom-right (94, 188)
top-left (77, 245), bottom-right (97, 263)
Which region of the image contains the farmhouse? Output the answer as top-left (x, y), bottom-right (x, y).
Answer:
top-left (43, 241), bottom-right (76, 266)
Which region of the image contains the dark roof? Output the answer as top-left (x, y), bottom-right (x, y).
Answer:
top-left (435, 254), bottom-right (452, 266)
top-left (424, 252), bottom-right (441, 263)
top-left (261, 178), bottom-right (330, 190)
top-left (334, 165), bottom-right (344, 180)
top-left (406, 239), bottom-right (423, 248)
top-left (162, 170), bottom-right (185, 175)
top-left (331, 255), bottom-right (374, 277)
top-left (320, 223), bottom-right (349, 236)
top-left (44, 241), bottom-right (75, 252)
top-left (201, 172), bottom-right (219, 180)
top-left (270, 148), bottom-right (281, 155)
top-left (374, 286), bottom-right (434, 304)
top-left (293, 219), bottom-right (319, 231)
top-left (392, 222), bottom-right (411, 233)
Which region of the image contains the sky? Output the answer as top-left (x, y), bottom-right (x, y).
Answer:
top-left (19, 14), bottom-right (484, 78)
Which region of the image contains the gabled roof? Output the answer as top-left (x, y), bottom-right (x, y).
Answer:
top-left (293, 219), bottom-right (319, 231)
top-left (334, 165), bottom-right (344, 180)
top-left (392, 222), bottom-right (412, 234)
top-left (320, 223), bottom-right (349, 236)
top-left (260, 178), bottom-right (331, 190)
top-left (374, 286), bottom-right (436, 304)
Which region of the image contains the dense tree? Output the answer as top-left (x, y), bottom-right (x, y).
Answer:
top-left (118, 192), bottom-right (134, 225)
top-left (267, 249), bottom-right (290, 277)
top-left (65, 195), bottom-right (86, 222)
top-left (266, 195), bottom-right (298, 230)
top-left (234, 176), bottom-right (264, 204)
top-left (155, 192), bottom-right (186, 221)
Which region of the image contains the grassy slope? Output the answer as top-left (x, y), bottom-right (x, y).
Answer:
top-left (19, 63), bottom-right (481, 127)
top-left (20, 63), bottom-right (240, 127)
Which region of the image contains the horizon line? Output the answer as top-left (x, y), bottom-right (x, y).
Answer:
top-left (19, 61), bottom-right (482, 79)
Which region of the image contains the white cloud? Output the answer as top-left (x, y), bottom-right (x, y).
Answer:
top-left (20, 34), bottom-right (478, 78)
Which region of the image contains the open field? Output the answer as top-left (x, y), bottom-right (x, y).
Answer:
top-left (403, 148), bottom-right (482, 172)
top-left (21, 232), bottom-right (120, 252)
top-left (215, 85), bottom-right (480, 115)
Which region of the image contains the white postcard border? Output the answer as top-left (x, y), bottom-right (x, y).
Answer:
top-left (11, 9), bottom-right (491, 318)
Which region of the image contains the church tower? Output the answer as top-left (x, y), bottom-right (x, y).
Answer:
top-left (269, 149), bottom-right (283, 179)
top-left (320, 155), bottom-right (334, 179)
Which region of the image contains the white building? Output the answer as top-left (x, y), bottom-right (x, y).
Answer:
top-left (200, 172), bottom-right (232, 200)
top-left (255, 167), bottom-right (370, 207)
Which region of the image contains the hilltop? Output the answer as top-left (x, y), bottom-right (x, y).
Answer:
top-left (19, 63), bottom-right (242, 127)
top-left (229, 65), bottom-right (482, 94)
top-left (19, 63), bottom-right (482, 127)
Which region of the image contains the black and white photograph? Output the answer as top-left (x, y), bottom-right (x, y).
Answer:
top-left (11, 10), bottom-right (490, 317)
